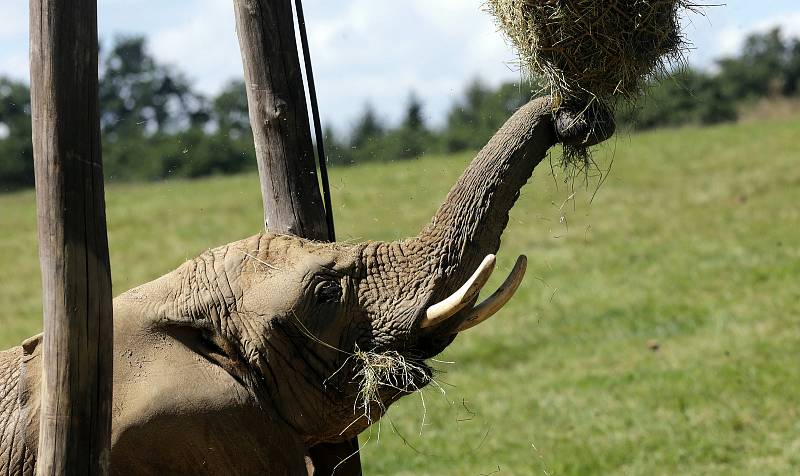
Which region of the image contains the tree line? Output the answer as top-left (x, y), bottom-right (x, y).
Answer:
top-left (1, 28), bottom-right (798, 191)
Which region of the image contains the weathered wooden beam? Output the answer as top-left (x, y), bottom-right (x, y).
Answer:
top-left (232, 0), bottom-right (328, 240)
top-left (232, 1), bottom-right (361, 473)
top-left (29, 0), bottom-right (113, 474)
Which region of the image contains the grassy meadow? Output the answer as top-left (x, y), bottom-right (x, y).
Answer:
top-left (1, 116), bottom-right (799, 474)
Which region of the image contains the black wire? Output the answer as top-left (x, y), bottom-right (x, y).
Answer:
top-left (294, 0), bottom-right (335, 242)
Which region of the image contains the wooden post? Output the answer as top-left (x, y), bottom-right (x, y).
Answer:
top-left (232, 0), bottom-right (361, 473)
top-left (29, 0), bottom-right (113, 474)
top-left (232, 0), bottom-right (328, 240)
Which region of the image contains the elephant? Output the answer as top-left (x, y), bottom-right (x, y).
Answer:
top-left (0, 96), bottom-right (612, 475)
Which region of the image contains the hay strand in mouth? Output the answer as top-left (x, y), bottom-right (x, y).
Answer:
top-left (291, 312), bottom-right (446, 434)
top-left (347, 345), bottom-right (432, 424)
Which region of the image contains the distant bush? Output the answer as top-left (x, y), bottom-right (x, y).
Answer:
top-left (103, 129), bottom-right (255, 182)
top-left (617, 27), bottom-right (799, 130)
top-left (0, 78), bottom-right (33, 191)
top-left (617, 69), bottom-right (738, 130)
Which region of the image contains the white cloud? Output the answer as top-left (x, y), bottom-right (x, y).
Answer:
top-left (0, 52), bottom-right (28, 82)
top-left (0, 2), bottom-right (26, 39)
top-left (718, 27), bottom-right (746, 58)
top-left (716, 11), bottom-right (800, 59)
top-left (0, 1), bottom-right (28, 81)
top-left (684, 6), bottom-right (800, 71)
top-left (297, 0), bottom-right (520, 126)
top-left (148, 0), bottom-right (242, 94)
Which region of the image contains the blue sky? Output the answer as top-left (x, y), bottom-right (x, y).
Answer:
top-left (1, 1), bottom-right (799, 129)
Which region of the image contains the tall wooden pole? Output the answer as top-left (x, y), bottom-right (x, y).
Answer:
top-left (233, 0), bottom-right (328, 240)
top-left (29, 0), bottom-right (113, 474)
top-left (232, 1), bottom-right (361, 474)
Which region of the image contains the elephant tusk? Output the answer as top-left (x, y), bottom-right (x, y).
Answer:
top-left (455, 255), bottom-right (527, 333)
top-left (421, 254), bottom-right (496, 328)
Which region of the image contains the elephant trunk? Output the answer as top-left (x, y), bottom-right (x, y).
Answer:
top-left (410, 97), bottom-right (556, 317)
top-left (362, 97), bottom-right (612, 340)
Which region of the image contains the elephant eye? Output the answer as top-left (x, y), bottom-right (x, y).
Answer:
top-left (315, 280), bottom-right (342, 304)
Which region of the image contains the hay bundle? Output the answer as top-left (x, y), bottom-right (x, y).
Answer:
top-left (488, 0), bottom-right (701, 175)
top-left (488, 0), bottom-right (698, 107)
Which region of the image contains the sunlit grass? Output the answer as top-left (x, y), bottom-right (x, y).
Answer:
top-left (1, 116), bottom-right (798, 474)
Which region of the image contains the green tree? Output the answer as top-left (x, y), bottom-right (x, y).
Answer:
top-left (402, 92), bottom-right (425, 131)
top-left (213, 80), bottom-right (251, 137)
top-left (0, 78), bottom-right (33, 191)
top-left (617, 68), bottom-right (737, 130)
top-left (717, 28), bottom-right (795, 99)
top-left (441, 79), bottom-right (529, 153)
top-left (384, 92), bottom-right (432, 160)
top-left (99, 36), bottom-right (209, 139)
top-left (99, 36), bottom-right (216, 181)
top-left (350, 103), bottom-right (384, 149)
top-left (441, 79), bottom-right (490, 152)
top-left (323, 125), bottom-right (354, 166)
top-left (785, 38), bottom-right (800, 96)
top-left (347, 103), bottom-right (385, 163)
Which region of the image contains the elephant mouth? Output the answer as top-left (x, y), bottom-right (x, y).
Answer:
top-left (371, 252), bottom-right (529, 394)
top-left (348, 347), bottom-right (434, 423)
top-left (357, 253), bottom-right (528, 398)
top-left (329, 252), bottom-right (528, 431)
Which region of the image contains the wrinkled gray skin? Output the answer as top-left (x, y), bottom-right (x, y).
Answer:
top-left (0, 97), bottom-right (612, 475)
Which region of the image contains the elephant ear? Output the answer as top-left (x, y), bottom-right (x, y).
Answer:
top-left (19, 334), bottom-right (43, 463)
top-left (21, 334), bottom-right (41, 356)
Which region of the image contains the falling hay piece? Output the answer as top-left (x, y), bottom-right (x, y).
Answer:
top-left (487, 0), bottom-right (701, 108)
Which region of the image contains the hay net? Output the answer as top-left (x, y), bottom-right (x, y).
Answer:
top-left (487, 0), bottom-right (701, 108)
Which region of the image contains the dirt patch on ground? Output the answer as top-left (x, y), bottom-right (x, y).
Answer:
top-left (737, 97), bottom-right (800, 123)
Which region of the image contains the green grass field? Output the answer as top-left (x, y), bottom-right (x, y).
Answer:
top-left (1, 117), bottom-right (798, 474)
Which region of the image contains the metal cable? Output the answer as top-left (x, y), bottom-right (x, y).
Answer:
top-left (294, 0), bottom-right (336, 242)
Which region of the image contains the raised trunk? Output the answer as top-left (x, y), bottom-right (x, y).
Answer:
top-left (413, 97), bottom-right (556, 300)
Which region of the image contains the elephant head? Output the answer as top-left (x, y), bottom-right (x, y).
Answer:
top-left (0, 97), bottom-right (613, 475)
